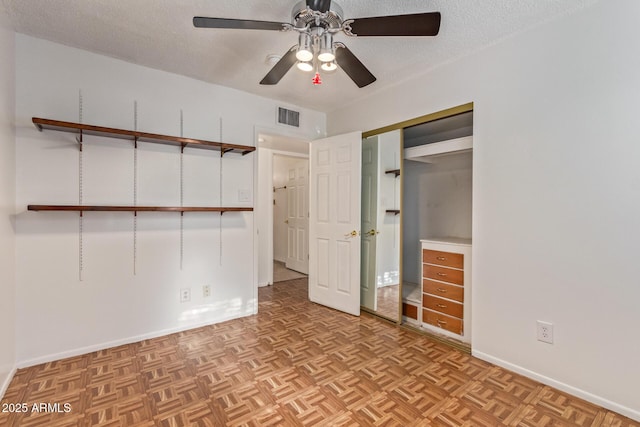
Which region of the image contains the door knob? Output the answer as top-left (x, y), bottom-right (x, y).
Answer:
top-left (344, 230), bottom-right (359, 238)
top-left (284, 219), bottom-right (289, 224)
top-left (366, 229), bottom-right (379, 236)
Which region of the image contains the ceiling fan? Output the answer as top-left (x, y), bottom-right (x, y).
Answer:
top-left (193, 0), bottom-right (441, 88)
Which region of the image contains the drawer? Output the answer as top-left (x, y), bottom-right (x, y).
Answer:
top-left (422, 294), bottom-right (463, 319)
top-left (423, 279), bottom-right (464, 303)
top-left (402, 302), bottom-right (418, 320)
top-left (423, 249), bottom-right (463, 269)
top-left (423, 264), bottom-right (464, 286)
top-left (423, 309), bottom-right (463, 335)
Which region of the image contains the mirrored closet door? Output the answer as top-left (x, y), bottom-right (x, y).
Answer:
top-left (360, 130), bottom-right (402, 321)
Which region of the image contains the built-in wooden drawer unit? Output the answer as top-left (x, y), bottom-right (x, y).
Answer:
top-left (423, 309), bottom-right (463, 335)
top-left (422, 294), bottom-right (463, 318)
top-left (423, 279), bottom-right (464, 303)
top-left (423, 264), bottom-right (464, 286)
top-left (420, 238), bottom-right (471, 341)
top-left (422, 249), bottom-right (463, 269)
top-left (402, 302), bottom-right (418, 320)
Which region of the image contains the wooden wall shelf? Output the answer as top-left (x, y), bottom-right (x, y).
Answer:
top-left (385, 169), bottom-right (401, 177)
top-left (28, 205), bottom-right (253, 214)
top-left (32, 117), bottom-right (256, 155)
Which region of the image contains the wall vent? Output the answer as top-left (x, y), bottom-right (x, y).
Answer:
top-left (277, 107), bottom-right (300, 127)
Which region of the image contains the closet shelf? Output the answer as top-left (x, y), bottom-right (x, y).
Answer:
top-left (386, 209), bottom-right (401, 215)
top-left (32, 117), bottom-right (256, 155)
top-left (385, 169), bottom-right (401, 177)
top-left (28, 205), bottom-right (253, 214)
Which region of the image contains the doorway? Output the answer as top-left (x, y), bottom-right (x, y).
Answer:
top-left (255, 131), bottom-right (309, 287)
top-left (272, 154), bottom-right (309, 282)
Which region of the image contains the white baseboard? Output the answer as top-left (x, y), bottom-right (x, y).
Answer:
top-left (472, 350), bottom-right (640, 422)
top-left (17, 310), bottom-right (253, 369)
top-left (0, 366), bottom-right (17, 400)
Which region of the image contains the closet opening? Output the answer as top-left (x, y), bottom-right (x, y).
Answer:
top-left (360, 103), bottom-right (473, 351)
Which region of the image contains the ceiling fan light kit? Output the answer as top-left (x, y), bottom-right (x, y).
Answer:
top-left (194, 0), bottom-right (441, 88)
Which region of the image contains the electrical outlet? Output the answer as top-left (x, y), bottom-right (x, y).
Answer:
top-left (180, 288), bottom-right (191, 303)
top-left (537, 321), bottom-right (553, 344)
top-left (203, 285), bottom-right (211, 298)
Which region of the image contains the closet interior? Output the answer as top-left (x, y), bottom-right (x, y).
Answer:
top-left (400, 110), bottom-right (473, 344)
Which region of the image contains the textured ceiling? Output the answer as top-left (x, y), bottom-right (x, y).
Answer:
top-left (2, 0), bottom-right (592, 113)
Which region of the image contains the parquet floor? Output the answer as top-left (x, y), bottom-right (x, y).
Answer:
top-left (1, 278), bottom-right (637, 426)
top-left (375, 285), bottom-right (400, 321)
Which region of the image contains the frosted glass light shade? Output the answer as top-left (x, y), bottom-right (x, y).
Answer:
top-left (318, 32), bottom-right (335, 62)
top-left (321, 61), bottom-right (337, 71)
top-left (296, 61), bottom-right (314, 72)
top-left (296, 33), bottom-right (313, 62)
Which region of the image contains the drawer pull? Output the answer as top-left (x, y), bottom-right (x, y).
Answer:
top-left (437, 320), bottom-right (447, 325)
top-left (436, 272), bottom-right (447, 277)
top-left (436, 304), bottom-right (447, 308)
top-left (436, 256), bottom-right (446, 261)
top-left (437, 288), bottom-right (447, 293)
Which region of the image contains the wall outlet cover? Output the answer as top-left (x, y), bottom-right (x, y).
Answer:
top-left (537, 320), bottom-right (554, 344)
top-left (180, 288), bottom-right (191, 303)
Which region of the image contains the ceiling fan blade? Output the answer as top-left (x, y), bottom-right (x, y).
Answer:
top-left (347, 12), bottom-right (441, 36)
top-left (193, 17), bottom-right (287, 31)
top-left (334, 44), bottom-right (376, 88)
top-left (260, 46), bottom-right (298, 85)
top-left (306, 0), bottom-right (332, 13)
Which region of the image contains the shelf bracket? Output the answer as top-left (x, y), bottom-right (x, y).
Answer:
top-left (134, 136), bottom-right (138, 149)
top-left (181, 143), bottom-right (187, 154)
top-left (221, 147), bottom-right (233, 157)
top-left (242, 150), bottom-right (252, 156)
top-left (76, 130), bottom-right (83, 151)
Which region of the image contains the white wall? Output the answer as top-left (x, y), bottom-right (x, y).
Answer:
top-left (402, 153), bottom-right (473, 284)
top-left (14, 35), bottom-right (325, 366)
top-left (257, 148), bottom-right (274, 286)
top-left (328, 0), bottom-right (640, 420)
top-left (0, 23), bottom-right (16, 398)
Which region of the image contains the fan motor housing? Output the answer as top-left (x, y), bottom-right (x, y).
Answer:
top-left (291, 0), bottom-right (344, 30)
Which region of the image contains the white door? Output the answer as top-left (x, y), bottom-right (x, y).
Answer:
top-left (309, 131), bottom-right (362, 316)
top-left (285, 158), bottom-right (309, 274)
top-left (360, 136), bottom-right (378, 311)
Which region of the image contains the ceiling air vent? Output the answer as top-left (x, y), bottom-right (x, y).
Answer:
top-left (277, 107), bottom-right (300, 127)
